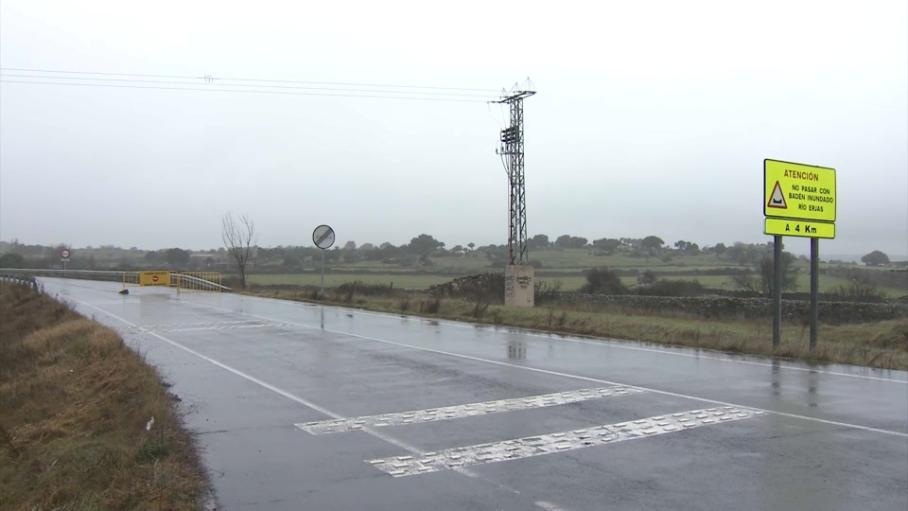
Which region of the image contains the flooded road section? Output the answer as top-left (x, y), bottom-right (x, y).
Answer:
top-left (43, 278), bottom-right (908, 511)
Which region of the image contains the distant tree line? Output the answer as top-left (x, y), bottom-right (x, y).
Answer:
top-left (0, 233), bottom-right (894, 278)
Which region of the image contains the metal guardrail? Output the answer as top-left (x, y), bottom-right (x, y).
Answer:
top-left (0, 268), bottom-right (133, 283)
top-left (172, 272), bottom-right (231, 292)
top-left (0, 268), bottom-right (230, 292)
top-left (0, 273), bottom-right (40, 291)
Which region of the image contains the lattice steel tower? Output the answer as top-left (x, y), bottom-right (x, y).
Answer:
top-left (496, 90), bottom-right (536, 265)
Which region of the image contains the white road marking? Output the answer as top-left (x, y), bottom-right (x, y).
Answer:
top-left (367, 406), bottom-right (763, 477)
top-left (60, 281), bottom-right (906, 386)
top-left (168, 323), bottom-right (272, 333)
top-left (296, 386), bottom-right (644, 435)
top-left (72, 302), bottom-right (412, 445)
top-left (512, 327), bottom-right (908, 384)
top-left (69, 298), bottom-right (536, 499)
top-left (243, 294), bottom-right (908, 384)
top-left (534, 501), bottom-right (569, 511)
top-left (126, 319), bottom-right (276, 334)
top-left (61, 285), bottom-right (908, 440)
top-left (196, 303), bottom-right (908, 439)
top-left (57, 286), bottom-right (904, 511)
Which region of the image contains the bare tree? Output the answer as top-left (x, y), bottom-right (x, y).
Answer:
top-left (222, 212), bottom-right (256, 289)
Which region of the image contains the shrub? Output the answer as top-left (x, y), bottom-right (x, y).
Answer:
top-left (636, 279), bottom-right (707, 297)
top-left (534, 280), bottom-right (562, 304)
top-left (419, 298), bottom-right (442, 314)
top-left (580, 267), bottom-right (628, 295)
top-left (336, 280), bottom-right (396, 297)
top-left (861, 250), bottom-right (890, 267)
top-left (0, 252), bottom-right (27, 268)
top-left (831, 276), bottom-right (886, 302)
top-left (471, 301), bottom-right (490, 319)
top-left (429, 273), bottom-right (505, 304)
top-left (637, 270), bottom-right (657, 287)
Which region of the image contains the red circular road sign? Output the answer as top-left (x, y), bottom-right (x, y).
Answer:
top-left (60, 249), bottom-right (71, 259)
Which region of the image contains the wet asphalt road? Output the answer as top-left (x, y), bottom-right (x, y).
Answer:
top-left (42, 278), bottom-right (908, 510)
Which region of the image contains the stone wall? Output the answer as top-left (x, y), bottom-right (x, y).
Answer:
top-left (553, 293), bottom-right (908, 324)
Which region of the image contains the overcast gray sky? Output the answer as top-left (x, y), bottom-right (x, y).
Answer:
top-left (1, 0), bottom-right (906, 256)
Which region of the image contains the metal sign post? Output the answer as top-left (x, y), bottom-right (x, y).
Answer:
top-left (809, 238), bottom-right (819, 351)
top-left (312, 224), bottom-right (335, 299)
top-left (60, 248), bottom-right (71, 274)
top-left (772, 236), bottom-right (782, 348)
top-left (763, 159), bottom-right (836, 352)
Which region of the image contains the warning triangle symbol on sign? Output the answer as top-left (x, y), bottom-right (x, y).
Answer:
top-left (767, 181), bottom-right (787, 209)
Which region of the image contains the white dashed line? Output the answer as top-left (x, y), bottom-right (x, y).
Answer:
top-left (296, 385), bottom-right (644, 434)
top-left (126, 319), bottom-right (280, 333)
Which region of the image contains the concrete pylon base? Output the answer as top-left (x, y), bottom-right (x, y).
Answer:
top-left (505, 264), bottom-right (535, 308)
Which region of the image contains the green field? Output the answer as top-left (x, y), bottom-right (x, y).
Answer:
top-left (249, 273), bottom-right (595, 291)
top-left (248, 273), bottom-right (452, 289)
top-left (248, 248), bottom-right (907, 296)
top-left (529, 251), bottom-right (738, 271)
top-left (250, 271), bottom-right (908, 297)
top-left (317, 250), bottom-right (742, 274)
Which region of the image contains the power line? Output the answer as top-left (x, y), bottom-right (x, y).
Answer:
top-left (0, 79), bottom-right (490, 103)
top-left (0, 72), bottom-right (495, 99)
top-left (0, 67), bottom-right (501, 93)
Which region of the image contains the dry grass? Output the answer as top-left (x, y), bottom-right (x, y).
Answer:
top-left (249, 287), bottom-right (908, 371)
top-left (0, 282), bottom-right (208, 510)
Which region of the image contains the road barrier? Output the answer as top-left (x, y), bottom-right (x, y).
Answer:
top-left (171, 272), bottom-right (227, 292)
top-left (0, 273), bottom-right (39, 291)
top-left (0, 268), bottom-right (229, 293)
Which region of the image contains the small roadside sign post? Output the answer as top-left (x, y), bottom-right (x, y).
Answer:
top-left (763, 159), bottom-right (836, 352)
top-left (60, 248), bottom-right (71, 273)
top-left (312, 224), bottom-right (335, 298)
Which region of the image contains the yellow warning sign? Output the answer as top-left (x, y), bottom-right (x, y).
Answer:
top-left (139, 271), bottom-right (171, 286)
top-left (764, 218), bottom-right (835, 239)
top-left (764, 159), bottom-right (835, 222)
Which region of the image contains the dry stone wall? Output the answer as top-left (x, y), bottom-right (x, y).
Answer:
top-left (554, 293), bottom-right (908, 324)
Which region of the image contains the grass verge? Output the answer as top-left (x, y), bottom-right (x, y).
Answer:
top-left (248, 272), bottom-right (908, 297)
top-left (246, 286), bottom-right (908, 371)
top-left (0, 282), bottom-right (208, 510)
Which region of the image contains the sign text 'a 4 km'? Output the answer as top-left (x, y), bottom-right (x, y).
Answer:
top-left (763, 218), bottom-right (835, 239)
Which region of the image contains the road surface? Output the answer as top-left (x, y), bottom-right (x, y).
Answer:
top-left (41, 278), bottom-right (908, 510)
